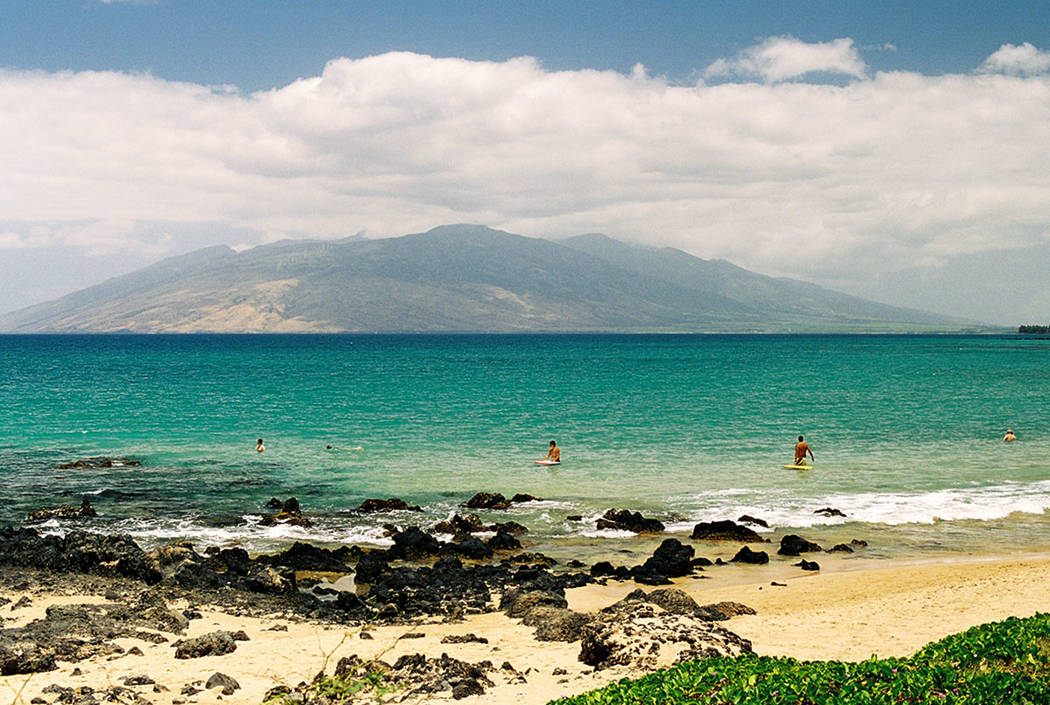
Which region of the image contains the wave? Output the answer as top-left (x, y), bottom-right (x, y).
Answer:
top-left (669, 480), bottom-right (1050, 530)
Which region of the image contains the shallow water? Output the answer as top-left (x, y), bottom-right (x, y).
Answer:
top-left (2, 333), bottom-right (1049, 560)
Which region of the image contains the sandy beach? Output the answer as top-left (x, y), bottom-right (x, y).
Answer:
top-left (5, 552), bottom-right (1050, 705)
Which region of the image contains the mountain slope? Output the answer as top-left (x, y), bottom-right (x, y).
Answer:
top-left (0, 225), bottom-right (974, 333)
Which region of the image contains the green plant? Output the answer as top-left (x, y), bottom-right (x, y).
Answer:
top-left (551, 613), bottom-right (1050, 705)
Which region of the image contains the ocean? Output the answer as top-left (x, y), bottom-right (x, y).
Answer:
top-left (3, 333), bottom-right (1049, 564)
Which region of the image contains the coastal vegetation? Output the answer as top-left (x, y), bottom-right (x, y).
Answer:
top-left (1018, 325), bottom-right (1050, 334)
top-left (551, 613), bottom-right (1050, 704)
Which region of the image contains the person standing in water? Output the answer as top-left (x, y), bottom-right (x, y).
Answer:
top-left (543, 440), bottom-right (560, 463)
top-left (1003, 429), bottom-right (1017, 442)
top-left (794, 435), bottom-right (813, 466)
top-left (256, 438), bottom-right (266, 453)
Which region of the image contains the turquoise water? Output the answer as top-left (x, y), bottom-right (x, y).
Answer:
top-left (2, 334), bottom-right (1050, 560)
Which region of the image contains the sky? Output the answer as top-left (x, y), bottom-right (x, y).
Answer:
top-left (1, 1), bottom-right (1049, 324)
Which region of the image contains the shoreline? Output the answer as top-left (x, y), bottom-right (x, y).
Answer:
top-left (4, 539), bottom-right (1050, 704)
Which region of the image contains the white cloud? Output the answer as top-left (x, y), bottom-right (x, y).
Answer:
top-left (979, 42), bottom-right (1050, 76)
top-left (0, 42), bottom-right (1049, 321)
top-left (704, 36), bottom-right (868, 83)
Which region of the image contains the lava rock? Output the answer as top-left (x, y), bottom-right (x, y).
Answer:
top-left (465, 492), bottom-right (511, 509)
top-left (695, 601), bottom-right (758, 621)
top-left (173, 631), bottom-right (238, 659)
top-left (433, 513), bottom-right (487, 535)
top-left (796, 560), bottom-right (821, 571)
top-left (500, 589), bottom-right (568, 618)
top-left (358, 497), bottom-right (422, 513)
top-left (580, 599), bottom-right (752, 670)
top-left (828, 543), bottom-right (855, 553)
top-left (637, 538), bottom-right (695, 579)
top-left (261, 541), bottom-right (349, 572)
top-left (691, 520), bottom-right (766, 543)
top-left (26, 498), bottom-right (98, 522)
top-left (56, 457), bottom-right (141, 469)
top-left (0, 527), bottom-right (161, 584)
top-left (454, 536), bottom-right (493, 560)
top-left (778, 535), bottom-right (824, 556)
top-left (0, 645), bottom-right (57, 675)
top-left (737, 514), bottom-right (769, 528)
top-left (387, 526), bottom-right (443, 559)
top-left (597, 509), bottom-right (665, 534)
top-left (814, 507), bottom-right (847, 517)
top-left (205, 672), bottom-right (241, 695)
top-left (730, 546), bottom-right (769, 564)
top-left (526, 607), bottom-right (594, 642)
top-left (353, 553), bottom-right (390, 583)
top-left (488, 521), bottom-right (529, 535)
top-left (441, 634), bottom-right (489, 644)
top-left (510, 494), bottom-right (541, 503)
top-left (487, 530), bottom-right (522, 551)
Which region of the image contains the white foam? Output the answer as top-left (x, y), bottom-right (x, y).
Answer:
top-left (580, 528), bottom-right (636, 539)
top-left (678, 480), bottom-right (1050, 529)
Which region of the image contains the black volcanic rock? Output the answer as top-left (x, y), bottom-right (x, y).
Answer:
top-left (358, 498), bottom-right (423, 513)
top-left (433, 514), bottom-right (487, 535)
top-left (387, 526), bottom-right (443, 559)
top-left (0, 527), bottom-right (161, 584)
top-left (173, 631), bottom-right (238, 659)
top-left (489, 521), bottom-right (529, 535)
top-left (597, 509), bottom-right (664, 534)
top-left (454, 537), bottom-right (493, 560)
top-left (730, 546), bottom-right (769, 564)
top-left (737, 514), bottom-right (769, 528)
top-left (777, 535), bottom-right (823, 556)
top-left (260, 541), bottom-right (349, 572)
top-left (691, 520), bottom-right (766, 543)
top-left (628, 538), bottom-right (695, 584)
top-left (486, 530), bottom-right (522, 551)
top-left (26, 498), bottom-right (98, 522)
top-left (465, 492), bottom-right (511, 509)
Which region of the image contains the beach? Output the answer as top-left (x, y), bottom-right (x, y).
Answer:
top-left (4, 548), bottom-right (1050, 705)
top-left (5, 334), bottom-right (1050, 702)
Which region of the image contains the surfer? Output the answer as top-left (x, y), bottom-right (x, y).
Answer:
top-left (1003, 429), bottom-right (1017, 442)
top-left (794, 435), bottom-right (813, 466)
top-left (256, 438), bottom-right (266, 453)
top-left (543, 440), bottom-right (560, 463)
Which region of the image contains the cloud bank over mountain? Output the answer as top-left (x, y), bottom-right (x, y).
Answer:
top-left (1, 38), bottom-right (1048, 321)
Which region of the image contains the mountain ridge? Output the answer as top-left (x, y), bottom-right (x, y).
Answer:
top-left (0, 225), bottom-right (980, 333)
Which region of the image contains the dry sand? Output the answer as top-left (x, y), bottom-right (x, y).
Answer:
top-left (5, 553), bottom-right (1050, 704)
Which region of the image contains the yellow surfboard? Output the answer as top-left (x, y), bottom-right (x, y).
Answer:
top-left (783, 464), bottom-right (813, 470)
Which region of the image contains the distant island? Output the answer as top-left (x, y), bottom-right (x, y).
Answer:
top-left (0, 224), bottom-right (983, 334)
top-left (1018, 325), bottom-right (1050, 334)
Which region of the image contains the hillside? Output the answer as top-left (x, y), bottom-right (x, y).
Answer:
top-left (0, 225), bottom-right (975, 333)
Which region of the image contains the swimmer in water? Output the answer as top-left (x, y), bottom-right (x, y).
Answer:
top-left (1003, 429), bottom-right (1017, 442)
top-left (256, 438), bottom-right (265, 453)
top-left (794, 435), bottom-right (814, 466)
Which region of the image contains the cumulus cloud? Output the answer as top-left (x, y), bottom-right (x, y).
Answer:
top-left (704, 36), bottom-right (868, 83)
top-left (979, 42), bottom-right (1050, 76)
top-left (0, 41), bottom-right (1049, 321)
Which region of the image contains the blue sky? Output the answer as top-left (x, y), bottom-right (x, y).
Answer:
top-left (1, 1), bottom-right (1049, 323)
top-left (3, 1), bottom-right (1044, 88)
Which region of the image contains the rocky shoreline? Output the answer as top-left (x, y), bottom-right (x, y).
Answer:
top-left (2, 486), bottom-right (868, 703)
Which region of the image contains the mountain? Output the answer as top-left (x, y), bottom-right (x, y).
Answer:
top-left (0, 225), bottom-right (976, 333)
